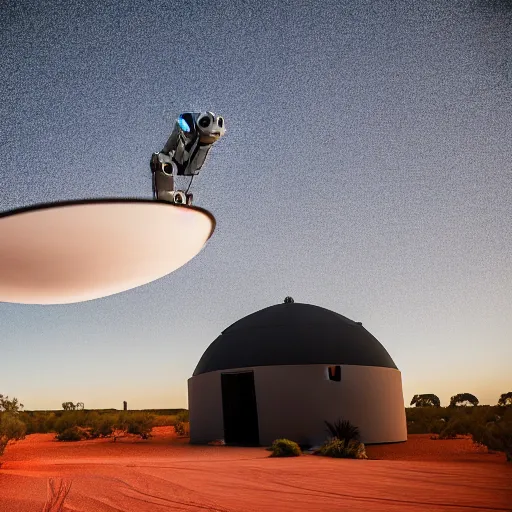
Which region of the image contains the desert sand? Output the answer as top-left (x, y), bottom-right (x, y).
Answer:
top-left (0, 428), bottom-right (510, 512)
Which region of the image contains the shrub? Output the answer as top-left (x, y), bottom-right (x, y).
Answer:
top-left (174, 421), bottom-right (190, 437)
top-left (0, 413), bottom-right (26, 455)
top-left (406, 406), bottom-right (444, 433)
top-left (20, 411), bottom-right (56, 434)
top-left (317, 438), bottom-right (367, 459)
top-left (353, 441), bottom-right (368, 459)
top-left (117, 412), bottom-right (154, 439)
top-left (88, 413), bottom-right (117, 438)
top-left (319, 419), bottom-right (366, 458)
top-left (54, 411), bottom-right (88, 434)
top-left (317, 438), bottom-right (346, 457)
top-left (56, 427), bottom-right (83, 442)
top-left (438, 418), bottom-right (472, 439)
top-left (173, 410), bottom-right (190, 437)
top-left (429, 419), bottom-right (447, 436)
top-left (406, 405), bottom-right (508, 437)
top-left (1, 413), bottom-right (26, 440)
top-left (269, 438), bottom-right (302, 457)
top-left (324, 419), bottom-right (360, 444)
top-left (470, 421), bottom-right (512, 462)
top-left (407, 420), bottom-right (429, 434)
top-left (175, 410), bottom-right (189, 423)
top-left (152, 415), bottom-right (176, 427)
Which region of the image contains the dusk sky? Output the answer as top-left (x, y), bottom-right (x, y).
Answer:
top-left (1, 0), bottom-right (510, 411)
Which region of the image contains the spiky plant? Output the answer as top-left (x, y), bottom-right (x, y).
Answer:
top-left (325, 419), bottom-right (360, 444)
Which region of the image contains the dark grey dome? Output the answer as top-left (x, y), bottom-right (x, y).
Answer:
top-left (193, 303), bottom-right (397, 376)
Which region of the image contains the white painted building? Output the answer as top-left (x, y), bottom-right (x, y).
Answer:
top-left (188, 300), bottom-right (407, 446)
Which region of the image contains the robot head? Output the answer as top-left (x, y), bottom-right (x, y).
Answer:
top-left (195, 112), bottom-right (226, 144)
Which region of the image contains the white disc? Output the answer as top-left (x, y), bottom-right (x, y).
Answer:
top-left (0, 199), bottom-right (215, 305)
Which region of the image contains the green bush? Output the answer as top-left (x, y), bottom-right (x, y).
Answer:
top-left (27, 410), bottom-right (158, 441)
top-left (152, 415), bottom-right (177, 427)
top-left (269, 438), bottom-right (302, 457)
top-left (88, 413), bottom-right (117, 438)
top-left (20, 411), bottom-right (57, 434)
top-left (175, 410), bottom-right (189, 423)
top-left (174, 421), bottom-right (189, 437)
top-left (470, 421), bottom-right (512, 462)
top-left (10, 408), bottom-right (195, 442)
top-left (1, 413), bottom-right (26, 440)
top-left (406, 406), bottom-right (446, 433)
top-left (317, 438), bottom-right (346, 457)
top-left (172, 410), bottom-right (190, 436)
top-left (55, 426), bottom-right (83, 442)
top-left (438, 417), bottom-right (472, 439)
top-left (316, 438), bottom-right (368, 459)
top-left (428, 419), bottom-right (446, 435)
top-left (138, 409), bottom-right (186, 416)
top-left (117, 412), bottom-right (154, 439)
top-left (0, 413), bottom-right (26, 455)
top-left (407, 420), bottom-right (428, 434)
top-left (406, 405), bottom-right (508, 436)
top-left (54, 411), bottom-right (89, 434)
top-left (319, 418), bottom-right (367, 458)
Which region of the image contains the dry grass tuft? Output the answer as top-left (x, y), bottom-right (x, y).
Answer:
top-left (42, 478), bottom-right (72, 512)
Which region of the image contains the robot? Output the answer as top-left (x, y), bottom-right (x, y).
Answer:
top-left (150, 112), bottom-right (225, 205)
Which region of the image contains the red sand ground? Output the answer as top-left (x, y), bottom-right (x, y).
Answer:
top-left (0, 428), bottom-right (510, 512)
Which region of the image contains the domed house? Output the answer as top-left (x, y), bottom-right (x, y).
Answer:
top-left (188, 299), bottom-right (407, 446)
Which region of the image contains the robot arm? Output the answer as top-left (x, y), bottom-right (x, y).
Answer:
top-left (151, 112), bottom-right (225, 204)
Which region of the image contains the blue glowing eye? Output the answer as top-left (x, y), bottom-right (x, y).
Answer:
top-left (178, 117), bottom-right (191, 132)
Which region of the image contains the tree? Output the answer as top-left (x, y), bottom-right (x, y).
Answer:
top-left (449, 393), bottom-right (479, 407)
top-left (284, 296), bottom-right (294, 304)
top-left (410, 394), bottom-right (441, 407)
top-left (0, 394), bottom-right (23, 414)
top-left (76, 402), bottom-right (85, 411)
top-left (497, 392), bottom-right (512, 407)
top-left (0, 395), bottom-right (26, 457)
top-left (62, 402), bottom-right (76, 411)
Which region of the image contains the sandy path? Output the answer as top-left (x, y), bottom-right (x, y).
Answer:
top-left (1, 429), bottom-right (510, 512)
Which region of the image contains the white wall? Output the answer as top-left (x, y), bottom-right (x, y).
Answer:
top-left (187, 371), bottom-right (224, 443)
top-left (335, 365), bottom-right (407, 444)
top-left (188, 364), bottom-right (407, 446)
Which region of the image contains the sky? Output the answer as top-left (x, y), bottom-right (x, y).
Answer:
top-left (1, 0), bottom-right (511, 411)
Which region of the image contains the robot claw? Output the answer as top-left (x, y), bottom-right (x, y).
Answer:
top-left (151, 111), bottom-right (225, 205)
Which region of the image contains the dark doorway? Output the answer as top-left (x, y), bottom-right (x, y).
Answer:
top-left (221, 371), bottom-right (260, 446)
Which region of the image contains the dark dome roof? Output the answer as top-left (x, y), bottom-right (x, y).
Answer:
top-left (193, 303), bottom-right (397, 376)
